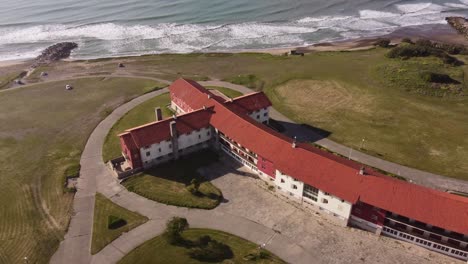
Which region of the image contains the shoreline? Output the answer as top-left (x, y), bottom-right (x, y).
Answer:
top-left (1, 23), bottom-right (467, 68)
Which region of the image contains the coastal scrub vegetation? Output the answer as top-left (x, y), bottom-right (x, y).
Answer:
top-left (0, 77), bottom-right (162, 263)
top-left (119, 221), bottom-right (284, 264)
top-left (122, 150), bottom-right (222, 209)
top-left (91, 193), bottom-right (148, 254)
top-left (386, 39), bottom-right (465, 66)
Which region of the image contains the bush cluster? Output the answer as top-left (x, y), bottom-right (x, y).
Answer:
top-left (107, 215), bottom-right (127, 230)
top-left (420, 72), bottom-right (460, 84)
top-left (386, 39), bottom-right (464, 66)
top-left (188, 235), bottom-right (234, 262)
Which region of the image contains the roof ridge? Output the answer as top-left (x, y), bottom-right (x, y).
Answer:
top-left (126, 107), bottom-right (210, 132)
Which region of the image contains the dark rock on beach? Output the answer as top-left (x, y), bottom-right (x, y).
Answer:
top-left (446, 17), bottom-right (468, 39)
top-left (32, 42), bottom-right (78, 67)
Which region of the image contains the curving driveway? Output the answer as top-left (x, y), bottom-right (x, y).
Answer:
top-left (49, 87), bottom-right (316, 264)
top-left (49, 79), bottom-right (463, 264)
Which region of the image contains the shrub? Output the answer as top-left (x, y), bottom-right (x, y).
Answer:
top-left (107, 215), bottom-right (127, 230)
top-left (387, 43), bottom-right (463, 66)
top-left (401, 38), bottom-right (414, 44)
top-left (163, 217), bottom-right (189, 245)
top-left (420, 72), bottom-right (460, 84)
top-left (373, 38), bottom-right (391, 48)
top-left (189, 239), bottom-right (234, 262)
top-left (196, 235), bottom-right (212, 247)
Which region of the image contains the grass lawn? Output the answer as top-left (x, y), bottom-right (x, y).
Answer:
top-left (122, 150), bottom-right (222, 209)
top-left (102, 92), bottom-right (172, 161)
top-left (91, 193), bottom-right (148, 254)
top-left (0, 77), bottom-right (163, 263)
top-left (206, 86), bottom-right (243, 98)
top-left (118, 228), bottom-right (285, 264)
top-left (0, 71), bottom-right (24, 89)
top-left (64, 49), bottom-right (468, 180)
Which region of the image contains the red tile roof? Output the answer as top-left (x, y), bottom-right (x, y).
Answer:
top-left (208, 97), bottom-right (468, 234)
top-left (125, 107), bottom-right (212, 148)
top-left (225, 92), bottom-right (272, 114)
top-left (123, 78), bottom-right (468, 235)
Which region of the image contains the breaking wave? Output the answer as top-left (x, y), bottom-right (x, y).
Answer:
top-left (0, 0), bottom-right (467, 61)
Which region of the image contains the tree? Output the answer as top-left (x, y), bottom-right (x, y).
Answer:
top-left (163, 217), bottom-right (189, 245)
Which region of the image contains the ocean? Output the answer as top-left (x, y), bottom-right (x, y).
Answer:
top-left (1, 0), bottom-right (468, 61)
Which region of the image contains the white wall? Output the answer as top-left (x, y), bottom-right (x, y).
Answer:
top-left (140, 139), bottom-right (173, 164)
top-left (316, 190), bottom-right (352, 220)
top-left (274, 170), bottom-right (352, 220)
top-left (249, 107), bottom-right (270, 124)
top-left (178, 127), bottom-right (212, 150)
top-left (274, 170), bottom-right (304, 199)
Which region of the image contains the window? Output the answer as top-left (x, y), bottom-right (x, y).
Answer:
top-left (198, 135), bottom-right (201, 139)
top-left (207, 131), bottom-right (210, 136)
top-left (292, 184), bottom-right (298, 189)
top-left (169, 143), bottom-right (172, 148)
top-left (158, 148), bottom-right (161, 152)
top-left (324, 192), bottom-right (330, 196)
top-left (146, 151), bottom-right (150, 157)
top-left (293, 178), bottom-right (298, 182)
top-left (263, 113), bottom-right (267, 117)
top-left (303, 184), bottom-right (319, 202)
top-left (280, 179), bottom-right (285, 183)
top-left (322, 198), bottom-right (328, 204)
top-left (257, 115), bottom-right (260, 119)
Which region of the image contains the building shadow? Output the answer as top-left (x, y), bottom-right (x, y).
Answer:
top-left (269, 118), bottom-right (331, 143)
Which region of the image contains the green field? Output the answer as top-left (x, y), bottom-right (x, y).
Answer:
top-left (122, 150), bottom-right (222, 209)
top-left (118, 228), bottom-right (284, 264)
top-left (61, 49), bottom-right (468, 180)
top-left (0, 77), bottom-right (163, 263)
top-left (91, 193), bottom-right (148, 254)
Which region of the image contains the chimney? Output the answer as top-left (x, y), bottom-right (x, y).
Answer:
top-left (203, 105), bottom-right (206, 110)
top-left (172, 114), bottom-right (177, 120)
top-left (170, 121), bottom-right (177, 138)
top-left (155, 107), bottom-right (163, 121)
top-left (359, 166), bottom-right (365, 175)
top-left (292, 136), bottom-right (297, 148)
top-left (169, 121), bottom-right (179, 159)
top-left (207, 94), bottom-right (212, 99)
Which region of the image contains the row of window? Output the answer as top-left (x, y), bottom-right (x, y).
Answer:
top-left (146, 144), bottom-right (172, 157)
top-left (383, 227), bottom-right (468, 258)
